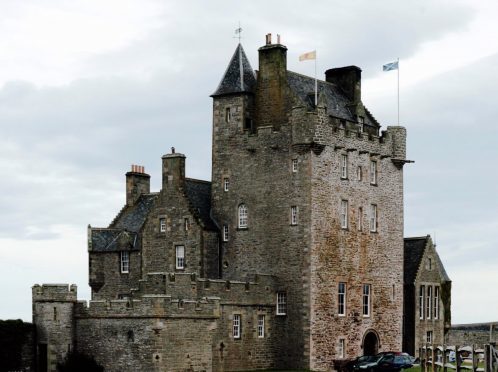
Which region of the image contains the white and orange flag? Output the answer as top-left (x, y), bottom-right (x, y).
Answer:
top-left (299, 50), bottom-right (316, 61)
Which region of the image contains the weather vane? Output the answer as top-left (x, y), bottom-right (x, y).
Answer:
top-left (234, 22), bottom-right (243, 42)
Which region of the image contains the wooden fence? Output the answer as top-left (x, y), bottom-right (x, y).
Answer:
top-left (420, 343), bottom-right (497, 372)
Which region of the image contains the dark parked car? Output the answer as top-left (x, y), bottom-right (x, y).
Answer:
top-left (354, 352), bottom-right (413, 372)
top-left (341, 355), bottom-right (380, 372)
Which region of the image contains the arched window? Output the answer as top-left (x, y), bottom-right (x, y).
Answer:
top-left (238, 204), bottom-right (248, 228)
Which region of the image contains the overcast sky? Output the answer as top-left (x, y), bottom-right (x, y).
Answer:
top-left (0, 0), bottom-right (497, 324)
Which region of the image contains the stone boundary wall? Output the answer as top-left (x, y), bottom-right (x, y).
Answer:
top-left (446, 323), bottom-right (497, 347)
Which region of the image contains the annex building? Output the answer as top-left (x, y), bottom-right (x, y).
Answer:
top-left (32, 34), bottom-right (451, 372)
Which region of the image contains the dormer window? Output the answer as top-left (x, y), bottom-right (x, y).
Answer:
top-left (225, 107), bottom-right (231, 123)
top-left (358, 116), bottom-right (365, 133)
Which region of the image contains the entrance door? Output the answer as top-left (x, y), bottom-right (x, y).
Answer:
top-left (363, 331), bottom-right (379, 356)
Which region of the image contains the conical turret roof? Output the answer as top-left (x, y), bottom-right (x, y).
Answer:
top-left (211, 44), bottom-right (256, 97)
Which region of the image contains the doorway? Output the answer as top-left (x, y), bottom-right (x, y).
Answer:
top-left (363, 331), bottom-right (379, 356)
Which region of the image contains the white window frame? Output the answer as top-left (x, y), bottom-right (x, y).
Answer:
top-left (434, 286), bottom-right (440, 320)
top-left (224, 177), bottom-right (229, 192)
top-left (338, 282), bottom-right (346, 316)
top-left (276, 292), bottom-right (287, 315)
top-left (159, 218), bottom-right (166, 232)
top-left (426, 330), bottom-right (433, 344)
top-left (362, 284), bottom-right (371, 317)
top-left (338, 338), bottom-right (346, 359)
top-left (341, 154), bottom-right (348, 179)
top-left (357, 166), bottom-right (362, 181)
top-left (291, 206), bottom-right (298, 225)
top-left (175, 245), bottom-right (185, 270)
top-left (370, 160), bottom-right (377, 185)
top-left (426, 285), bottom-right (432, 319)
top-left (419, 285), bottom-right (425, 320)
top-left (340, 200), bottom-right (348, 229)
top-left (369, 204), bottom-right (377, 232)
top-left (238, 204), bottom-right (248, 228)
top-left (223, 225), bottom-right (229, 242)
top-left (292, 159), bottom-right (298, 173)
top-left (233, 314), bottom-right (241, 339)
top-left (257, 314), bottom-right (265, 338)
top-left (120, 251), bottom-right (129, 273)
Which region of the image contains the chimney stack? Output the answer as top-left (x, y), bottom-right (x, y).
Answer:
top-left (126, 165), bottom-right (150, 206)
top-left (325, 66), bottom-right (362, 105)
top-left (162, 148), bottom-right (186, 190)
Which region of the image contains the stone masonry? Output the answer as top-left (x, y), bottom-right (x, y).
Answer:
top-left (31, 34), bottom-right (449, 371)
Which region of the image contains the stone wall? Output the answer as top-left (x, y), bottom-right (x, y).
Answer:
top-left (446, 323), bottom-right (497, 347)
top-left (308, 107), bottom-right (405, 369)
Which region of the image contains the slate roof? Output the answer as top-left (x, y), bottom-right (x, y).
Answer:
top-left (287, 71), bottom-right (379, 127)
top-left (111, 193), bottom-right (158, 232)
top-left (404, 236), bottom-right (451, 284)
top-left (90, 229), bottom-right (138, 252)
top-left (185, 178), bottom-right (217, 231)
top-left (211, 44), bottom-right (257, 97)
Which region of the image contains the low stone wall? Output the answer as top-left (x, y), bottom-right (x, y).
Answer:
top-left (446, 323), bottom-right (497, 347)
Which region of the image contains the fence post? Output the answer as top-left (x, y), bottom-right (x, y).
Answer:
top-left (443, 344), bottom-right (447, 372)
top-left (472, 344), bottom-right (476, 372)
top-left (485, 344), bottom-right (490, 372)
top-left (456, 345), bottom-right (460, 372)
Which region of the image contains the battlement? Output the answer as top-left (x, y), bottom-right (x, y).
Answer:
top-left (32, 284), bottom-right (77, 302)
top-left (130, 272), bottom-right (276, 305)
top-left (74, 295), bottom-right (220, 319)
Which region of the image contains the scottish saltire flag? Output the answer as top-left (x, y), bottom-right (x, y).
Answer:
top-left (383, 61), bottom-right (399, 71)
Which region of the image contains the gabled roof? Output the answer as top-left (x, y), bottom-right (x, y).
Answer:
top-left (211, 43), bottom-right (256, 97)
top-left (110, 193), bottom-right (158, 232)
top-left (287, 71), bottom-right (379, 127)
top-left (90, 228), bottom-right (138, 252)
top-left (404, 236), bottom-right (451, 284)
top-left (184, 179), bottom-right (217, 231)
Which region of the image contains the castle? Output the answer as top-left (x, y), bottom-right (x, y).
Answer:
top-left (32, 34), bottom-right (450, 372)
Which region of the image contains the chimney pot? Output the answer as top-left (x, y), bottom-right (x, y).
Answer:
top-left (266, 33), bottom-right (272, 45)
top-left (277, 34), bottom-right (281, 44)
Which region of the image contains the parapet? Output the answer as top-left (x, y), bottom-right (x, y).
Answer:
top-left (32, 284), bottom-right (77, 302)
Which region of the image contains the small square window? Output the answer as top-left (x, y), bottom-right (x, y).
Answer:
top-left (159, 218), bottom-right (166, 232)
top-left (223, 225), bottom-right (229, 242)
top-left (176, 245), bottom-right (185, 270)
top-left (340, 200), bottom-right (348, 229)
top-left (292, 159), bottom-right (298, 173)
top-left (276, 292), bottom-right (287, 315)
top-left (233, 314), bottom-right (241, 339)
top-left (257, 314), bottom-right (265, 338)
top-left (291, 206), bottom-right (298, 225)
top-left (224, 177), bottom-right (229, 192)
top-left (120, 251), bottom-right (129, 274)
top-left (341, 154), bottom-right (348, 179)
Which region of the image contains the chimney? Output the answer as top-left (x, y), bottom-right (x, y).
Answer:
top-left (255, 33), bottom-right (288, 129)
top-left (325, 66), bottom-right (362, 105)
top-left (126, 165), bottom-right (150, 206)
top-left (162, 147), bottom-right (186, 189)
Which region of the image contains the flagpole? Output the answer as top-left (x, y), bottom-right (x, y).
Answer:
top-left (397, 57), bottom-right (400, 125)
top-left (314, 51), bottom-right (317, 106)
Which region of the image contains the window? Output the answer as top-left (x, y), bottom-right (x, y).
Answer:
top-left (244, 118), bottom-right (252, 130)
top-left (184, 218), bottom-right (189, 231)
top-left (426, 331), bottom-right (433, 344)
top-left (357, 166), bottom-right (362, 181)
top-left (340, 200), bottom-right (348, 229)
top-left (224, 177), bottom-right (229, 192)
top-left (427, 258), bottom-right (432, 270)
top-left (291, 206), bottom-right (298, 225)
top-left (120, 251), bottom-right (129, 273)
top-left (176, 245), bottom-right (185, 270)
top-left (434, 286), bottom-right (440, 320)
top-left (359, 116), bottom-right (365, 133)
top-left (159, 218), bottom-right (166, 232)
top-left (223, 225), bottom-right (229, 242)
top-left (338, 338), bottom-right (345, 359)
top-left (233, 314), bottom-right (241, 339)
top-left (338, 282), bottom-right (346, 316)
top-left (426, 286), bottom-right (432, 319)
top-left (257, 315), bottom-right (265, 338)
top-left (341, 154), bottom-right (348, 179)
top-left (292, 159), bottom-right (298, 173)
top-left (276, 292), bottom-right (287, 315)
top-left (370, 160), bottom-right (377, 185)
top-left (357, 207), bottom-right (363, 231)
top-left (53, 307), bottom-right (57, 321)
top-left (362, 284), bottom-right (371, 316)
top-left (238, 204), bottom-right (248, 228)
top-left (419, 286), bottom-right (425, 319)
top-left (225, 107), bottom-right (231, 123)
top-left (369, 204), bottom-right (377, 232)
